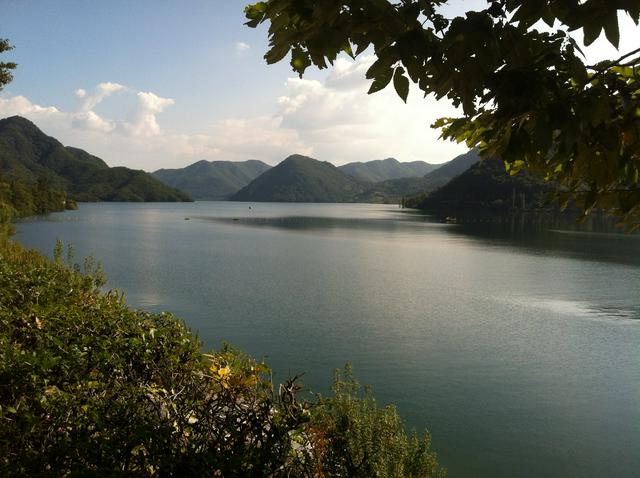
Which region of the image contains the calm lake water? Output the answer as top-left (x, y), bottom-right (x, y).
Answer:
top-left (15, 202), bottom-right (640, 477)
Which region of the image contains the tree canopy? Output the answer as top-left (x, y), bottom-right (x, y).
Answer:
top-left (245, 0), bottom-right (640, 227)
top-left (0, 39), bottom-right (16, 91)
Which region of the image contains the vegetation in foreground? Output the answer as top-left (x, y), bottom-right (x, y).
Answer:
top-left (0, 200), bottom-right (443, 477)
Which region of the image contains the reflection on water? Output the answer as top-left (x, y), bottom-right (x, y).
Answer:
top-left (13, 202), bottom-right (640, 478)
top-left (501, 297), bottom-right (640, 322)
top-left (196, 209), bottom-right (640, 267)
top-left (195, 213), bottom-right (445, 234)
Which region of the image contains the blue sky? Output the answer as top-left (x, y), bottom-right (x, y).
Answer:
top-left (1, 1), bottom-right (638, 171)
top-left (2, 1), bottom-right (300, 130)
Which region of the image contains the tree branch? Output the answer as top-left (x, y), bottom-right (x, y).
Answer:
top-left (587, 46), bottom-right (640, 71)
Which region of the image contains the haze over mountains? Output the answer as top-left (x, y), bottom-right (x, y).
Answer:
top-left (0, 116), bottom-right (191, 202)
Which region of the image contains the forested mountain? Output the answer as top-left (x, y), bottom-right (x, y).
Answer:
top-left (409, 157), bottom-right (553, 211)
top-left (419, 149), bottom-right (480, 190)
top-left (152, 160), bottom-right (271, 200)
top-left (0, 116), bottom-right (191, 202)
top-left (230, 154), bottom-right (364, 202)
top-left (338, 158), bottom-right (438, 183)
top-left (356, 150), bottom-right (480, 203)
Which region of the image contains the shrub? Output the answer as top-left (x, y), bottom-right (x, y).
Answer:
top-left (308, 365), bottom-right (445, 478)
top-left (0, 236), bottom-right (443, 476)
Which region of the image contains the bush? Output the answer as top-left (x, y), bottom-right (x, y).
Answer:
top-left (308, 365), bottom-right (445, 478)
top-left (0, 236), bottom-right (443, 477)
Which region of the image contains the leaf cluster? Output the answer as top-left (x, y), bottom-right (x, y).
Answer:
top-left (0, 39), bottom-right (17, 91)
top-left (245, 0), bottom-right (640, 227)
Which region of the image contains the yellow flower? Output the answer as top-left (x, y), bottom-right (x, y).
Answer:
top-left (217, 366), bottom-right (231, 379)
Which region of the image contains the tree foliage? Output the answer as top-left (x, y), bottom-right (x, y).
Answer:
top-left (0, 39), bottom-right (16, 91)
top-left (245, 0), bottom-right (640, 226)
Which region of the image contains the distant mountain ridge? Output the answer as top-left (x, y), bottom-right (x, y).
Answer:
top-left (0, 116), bottom-right (191, 202)
top-left (338, 158), bottom-right (438, 183)
top-left (153, 160), bottom-right (271, 200)
top-left (356, 150), bottom-right (481, 203)
top-left (228, 151), bottom-right (482, 204)
top-left (230, 154), bottom-right (364, 202)
top-left (409, 157), bottom-right (553, 211)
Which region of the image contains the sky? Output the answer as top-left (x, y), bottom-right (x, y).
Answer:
top-left (0, 1), bottom-right (638, 171)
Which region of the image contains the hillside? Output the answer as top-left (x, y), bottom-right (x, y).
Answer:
top-left (357, 150), bottom-right (480, 203)
top-left (0, 116), bottom-right (191, 202)
top-left (410, 157), bottom-right (553, 211)
top-left (230, 154), bottom-right (364, 202)
top-left (153, 159), bottom-right (271, 200)
top-left (338, 158), bottom-right (438, 183)
top-left (419, 149), bottom-right (480, 190)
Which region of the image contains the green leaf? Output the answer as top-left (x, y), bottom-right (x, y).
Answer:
top-left (603, 12), bottom-right (620, 48)
top-left (368, 68), bottom-right (393, 94)
top-left (290, 48), bottom-right (311, 76)
top-left (582, 22), bottom-right (601, 46)
top-left (393, 67), bottom-right (409, 103)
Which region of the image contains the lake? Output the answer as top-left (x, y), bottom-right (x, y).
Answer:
top-left (15, 202), bottom-right (640, 477)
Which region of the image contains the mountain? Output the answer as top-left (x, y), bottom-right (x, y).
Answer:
top-left (230, 154), bottom-right (364, 202)
top-left (356, 150), bottom-right (481, 203)
top-left (0, 116), bottom-right (191, 202)
top-left (152, 159), bottom-right (271, 200)
top-left (419, 149), bottom-right (481, 190)
top-left (409, 157), bottom-right (553, 211)
top-left (338, 158), bottom-right (438, 183)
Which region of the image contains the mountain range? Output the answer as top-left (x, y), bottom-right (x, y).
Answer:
top-left (0, 116), bottom-right (191, 202)
top-left (152, 156), bottom-right (442, 200)
top-left (338, 158), bottom-right (439, 183)
top-left (355, 150), bottom-right (480, 203)
top-left (152, 160), bottom-right (271, 200)
top-left (227, 151), bottom-right (482, 203)
top-left (1, 115), bottom-right (517, 210)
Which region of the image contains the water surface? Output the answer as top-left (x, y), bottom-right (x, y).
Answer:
top-left (16, 202), bottom-right (640, 477)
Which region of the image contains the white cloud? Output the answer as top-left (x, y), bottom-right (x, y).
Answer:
top-left (0, 58), bottom-right (468, 171)
top-left (272, 56), bottom-right (467, 164)
top-left (76, 82), bottom-right (125, 113)
top-left (123, 91), bottom-right (175, 137)
top-left (235, 41), bottom-right (250, 54)
top-left (210, 116), bottom-right (311, 161)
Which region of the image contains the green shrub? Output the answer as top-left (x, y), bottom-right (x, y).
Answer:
top-left (0, 236), bottom-right (443, 476)
top-left (308, 365), bottom-right (445, 478)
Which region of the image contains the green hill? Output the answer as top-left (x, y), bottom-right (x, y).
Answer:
top-left (410, 157), bottom-right (553, 211)
top-left (356, 150), bottom-right (480, 203)
top-left (152, 159), bottom-right (271, 200)
top-left (0, 116), bottom-right (191, 202)
top-left (338, 158), bottom-right (438, 183)
top-left (230, 154), bottom-right (364, 202)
